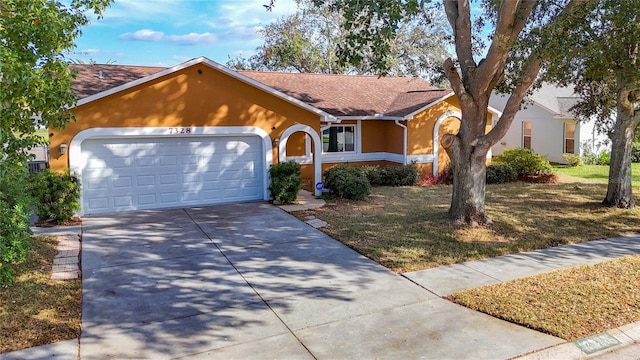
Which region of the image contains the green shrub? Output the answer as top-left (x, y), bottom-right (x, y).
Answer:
top-left (596, 151), bottom-right (611, 166)
top-left (581, 142), bottom-right (599, 165)
top-left (29, 170), bottom-right (81, 224)
top-left (268, 161), bottom-right (302, 204)
top-left (486, 164), bottom-right (518, 184)
top-left (562, 154), bottom-right (581, 167)
top-left (0, 163), bottom-right (32, 287)
top-left (632, 143), bottom-right (640, 163)
top-left (494, 148), bottom-right (554, 177)
top-left (363, 163), bottom-right (420, 186)
top-left (361, 165), bottom-right (383, 185)
top-left (324, 165), bottom-right (371, 200)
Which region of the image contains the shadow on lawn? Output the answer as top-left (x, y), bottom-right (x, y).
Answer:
top-left (307, 182), bottom-right (640, 272)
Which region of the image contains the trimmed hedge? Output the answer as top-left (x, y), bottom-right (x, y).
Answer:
top-left (268, 161), bottom-right (302, 204)
top-left (324, 165), bottom-right (371, 200)
top-left (486, 164), bottom-right (517, 184)
top-left (362, 164), bottom-right (420, 186)
top-left (494, 148), bottom-right (554, 177)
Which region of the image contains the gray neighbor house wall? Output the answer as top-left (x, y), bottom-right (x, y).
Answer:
top-left (490, 84), bottom-right (609, 164)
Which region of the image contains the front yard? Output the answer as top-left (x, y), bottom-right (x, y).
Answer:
top-left (296, 168), bottom-right (640, 341)
top-left (298, 179), bottom-right (640, 272)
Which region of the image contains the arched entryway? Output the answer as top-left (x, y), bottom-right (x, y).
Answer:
top-left (433, 111), bottom-right (462, 176)
top-left (279, 124), bottom-right (322, 196)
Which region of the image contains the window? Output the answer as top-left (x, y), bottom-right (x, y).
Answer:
top-left (322, 126), bottom-right (355, 153)
top-left (564, 122), bottom-right (575, 154)
top-left (522, 121), bottom-right (532, 149)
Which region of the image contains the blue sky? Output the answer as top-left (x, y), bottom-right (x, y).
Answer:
top-left (71, 0), bottom-right (298, 67)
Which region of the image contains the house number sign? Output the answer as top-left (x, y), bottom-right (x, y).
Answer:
top-left (168, 127), bottom-right (193, 134)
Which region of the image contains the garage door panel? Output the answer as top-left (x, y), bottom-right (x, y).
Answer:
top-left (135, 175), bottom-right (154, 186)
top-left (159, 173), bottom-right (179, 185)
top-left (136, 157), bottom-right (155, 167)
top-left (113, 196), bottom-right (133, 208)
top-left (81, 136), bottom-right (264, 214)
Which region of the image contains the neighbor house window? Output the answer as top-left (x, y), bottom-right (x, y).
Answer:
top-left (564, 122), bottom-right (575, 154)
top-left (322, 126), bottom-right (355, 153)
top-left (522, 121), bottom-right (532, 149)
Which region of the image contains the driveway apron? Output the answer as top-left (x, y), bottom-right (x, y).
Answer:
top-left (80, 203), bottom-right (562, 359)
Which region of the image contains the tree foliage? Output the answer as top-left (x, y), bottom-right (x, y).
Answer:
top-left (264, 0), bottom-right (593, 225)
top-left (232, 0), bottom-right (451, 80)
top-left (543, 0), bottom-right (640, 208)
top-left (0, 0), bottom-right (111, 286)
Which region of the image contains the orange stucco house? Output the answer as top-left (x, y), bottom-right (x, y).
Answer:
top-left (50, 57), bottom-right (497, 215)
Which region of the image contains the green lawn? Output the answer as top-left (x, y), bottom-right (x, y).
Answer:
top-left (297, 178), bottom-right (640, 342)
top-left (554, 163), bottom-right (640, 187)
top-left (299, 181), bottom-right (640, 272)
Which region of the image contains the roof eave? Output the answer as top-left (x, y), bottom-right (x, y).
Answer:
top-left (401, 92), bottom-right (456, 120)
top-left (334, 115), bottom-right (406, 121)
top-left (72, 57), bottom-right (339, 122)
top-left (487, 105), bottom-right (503, 117)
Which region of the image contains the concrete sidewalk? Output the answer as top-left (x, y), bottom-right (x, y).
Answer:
top-left (403, 234), bottom-right (640, 359)
top-left (5, 206), bottom-right (640, 359)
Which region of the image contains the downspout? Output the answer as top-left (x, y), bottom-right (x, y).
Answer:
top-left (395, 120), bottom-right (408, 164)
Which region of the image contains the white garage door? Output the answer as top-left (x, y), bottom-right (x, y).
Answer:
top-left (80, 136), bottom-right (263, 214)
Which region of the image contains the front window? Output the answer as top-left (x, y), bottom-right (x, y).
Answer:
top-left (322, 126), bottom-right (355, 153)
top-left (522, 121), bottom-right (532, 149)
top-left (564, 123), bottom-right (575, 154)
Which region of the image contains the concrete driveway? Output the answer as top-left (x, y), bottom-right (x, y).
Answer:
top-left (79, 202), bottom-right (561, 359)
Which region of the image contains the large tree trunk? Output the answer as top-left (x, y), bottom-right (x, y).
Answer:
top-left (445, 138), bottom-right (491, 226)
top-left (441, 105), bottom-right (493, 226)
top-left (603, 88), bottom-right (638, 208)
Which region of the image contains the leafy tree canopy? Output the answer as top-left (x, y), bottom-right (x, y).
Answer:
top-left (0, 0), bottom-right (112, 287)
top-left (231, 0), bottom-right (451, 81)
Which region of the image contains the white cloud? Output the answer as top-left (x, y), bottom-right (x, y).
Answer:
top-left (171, 55), bottom-right (192, 63)
top-left (204, 17), bottom-right (234, 29)
top-left (221, 27), bottom-right (262, 42)
top-left (166, 32), bottom-right (218, 46)
top-left (119, 29), bottom-right (164, 42)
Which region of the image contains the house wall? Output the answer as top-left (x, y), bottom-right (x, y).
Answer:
top-left (50, 64), bottom-right (322, 172)
top-left (407, 96), bottom-right (467, 176)
top-left (286, 132), bottom-right (307, 157)
top-left (490, 93), bottom-right (579, 164)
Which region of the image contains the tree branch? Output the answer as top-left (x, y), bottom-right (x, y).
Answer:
top-left (480, 55), bottom-right (544, 149)
top-left (475, 1), bottom-right (536, 93)
top-left (443, 0), bottom-right (476, 76)
top-left (443, 57), bottom-right (469, 101)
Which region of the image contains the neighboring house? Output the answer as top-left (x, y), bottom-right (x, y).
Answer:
top-left (50, 57), bottom-right (497, 215)
top-left (26, 145), bottom-right (49, 173)
top-left (489, 83), bottom-right (609, 164)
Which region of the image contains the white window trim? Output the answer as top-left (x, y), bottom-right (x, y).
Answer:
top-left (563, 122), bottom-right (576, 154)
top-left (522, 121), bottom-right (532, 149)
top-left (320, 123), bottom-right (360, 157)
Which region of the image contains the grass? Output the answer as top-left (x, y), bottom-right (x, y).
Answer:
top-left (0, 236), bottom-right (81, 353)
top-left (554, 163), bottom-right (640, 187)
top-left (449, 255), bottom-right (640, 341)
top-left (300, 181), bottom-right (640, 272)
top-left (298, 169), bottom-right (640, 341)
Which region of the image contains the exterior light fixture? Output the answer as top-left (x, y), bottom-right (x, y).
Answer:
top-left (59, 143), bottom-right (68, 155)
top-left (274, 138), bottom-right (280, 147)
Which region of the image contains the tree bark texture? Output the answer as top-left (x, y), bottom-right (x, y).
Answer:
top-left (603, 88), bottom-right (638, 208)
top-left (439, 0), bottom-right (585, 225)
top-left (441, 101), bottom-right (494, 226)
top-left (443, 133), bottom-right (491, 226)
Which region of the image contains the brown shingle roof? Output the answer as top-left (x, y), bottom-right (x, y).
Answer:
top-left (70, 64), bottom-right (166, 100)
top-left (239, 71), bottom-right (450, 117)
top-left (69, 63), bottom-right (451, 117)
